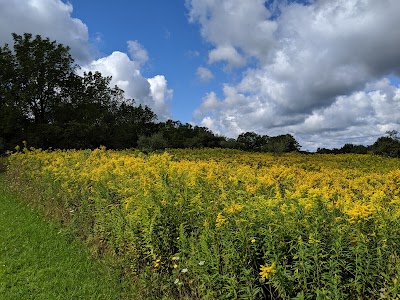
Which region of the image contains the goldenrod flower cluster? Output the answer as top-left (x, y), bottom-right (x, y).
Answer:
top-left (259, 263), bottom-right (276, 279)
top-left (6, 148), bottom-right (400, 299)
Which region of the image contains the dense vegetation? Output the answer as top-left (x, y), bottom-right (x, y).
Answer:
top-left (0, 33), bottom-right (157, 151)
top-left (7, 148), bottom-right (400, 299)
top-left (1, 33), bottom-right (399, 156)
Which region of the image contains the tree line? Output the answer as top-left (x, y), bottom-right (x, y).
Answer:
top-left (1, 33), bottom-right (399, 157)
top-left (0, 33), bottom-right (300, 154)
top-left (316, 130), bottom-right (400, 157)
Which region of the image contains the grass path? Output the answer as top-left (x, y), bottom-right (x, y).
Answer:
top-left (0, 174), bottom-right (131, 299)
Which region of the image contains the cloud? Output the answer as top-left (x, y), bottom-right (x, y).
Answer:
top-left (186, 50), bottom-right (200, 58)
top-left (194, 91), bottom-right (220, 118)
top-left (127, 40), bottom-right (149, 67)
top-left (208, 46), bottom-right (246, 70)
top-left (196, 66), bottom-right (214, 81)
top-left (81, 52), bottom-right (150, 99)
top-left (186, 0), bottom-right (277, 68)
top-left (188, 0), bottom-right (400, 149)
top-left (80, 50), bottom-right (172, 120)
top-left (295, 81), bottom-right (400, 150)
top-left (148, 75), bottom-right (173, 119)
top-left (0, 0), bottom-right (91, 63)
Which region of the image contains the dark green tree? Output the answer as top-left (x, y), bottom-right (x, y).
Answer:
top-left (137, 132), bottom-right (168, 151)
top-left (3, 33), bottom-right (76, 124)
top-left (386, 130), bottom-right (400, 141)
top-left (370, 136), bottom-right (400, 157)
top-left (110, 101), bottom-right (157, 149)
top-left (53, 71), bottom-right (124, 149)
top-left (236, 132), bottom-right (263, 151)
top-left (0, 33), bottom-right (77, 150)
top-left (154, 120), bottom-right (223, 149)
top-left (261, 134), bottom-right (300, 153)
top-left (339, 143), bottom-right (368, 154)
top-left (0, 33), bottom-right (159, 151)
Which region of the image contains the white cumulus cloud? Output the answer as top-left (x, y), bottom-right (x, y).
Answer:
top-left (0, 0), bottom-right (91, 63)
top-left (127, 40), bottom-right (149, 68)
top-left (80, 47), bottom-right (172, 120)
top-left (208, 46), bottom-right (246, 70)
top-left (186, 0), bottom-right (277, 67)
top-left (148, 75), bottom-right (173, 119)
top-left (196, 66), bottom-right (214, 81)
top-left (188, 0), bottom-right (400, 150)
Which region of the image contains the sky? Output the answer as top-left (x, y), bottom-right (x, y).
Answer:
top-left (1, 0), bottom-right (400, 151)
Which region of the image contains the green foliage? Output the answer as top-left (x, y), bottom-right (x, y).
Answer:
top-left (370, 136), bottom-right (400, 157)
top-left (157, 120), bottom-right (224, 149)
top-left (261, 134), bottom-right (301, 153)
top-left (236, 132), bottom-right (266, 151)
top-left (138, 132), bottom-right (169, 151)
top-left (235, 132), bottom-right (301, 153)
top-left (1, 33), bottom-right (76, 124)
top-left (0, 33), bottom-right (157, 152)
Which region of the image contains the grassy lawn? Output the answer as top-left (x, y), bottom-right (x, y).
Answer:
top-left (0, 173), bottom-right (131, 300)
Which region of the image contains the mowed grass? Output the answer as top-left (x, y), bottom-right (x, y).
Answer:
top-left (0, 173), bottom-right (131, 300)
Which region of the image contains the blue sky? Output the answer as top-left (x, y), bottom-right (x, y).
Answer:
top-left (1, 0), bottom-right (400, 150)
top-left (68, 0), bottom-right (226, 123)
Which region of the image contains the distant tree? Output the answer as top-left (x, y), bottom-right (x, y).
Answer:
top-left (340, 143), bottom-right (368, 154)
top-left (0, 33), bottom-right (158, 151)
top-left (1, 33), bottom-right (76, 124)
top-left (0, 33), bottom-right (78, 150)
top-left (48, 71), bottom-right (124, 148)
top-left (370, 136), bottom-right (400, 157)
top-left (195, 126), bottom-right (225, 148)
top-left (234, 132), bottom-right (300, 153)
top-left (236, 132), bottom-right (263, 151)
top-left (220, 138), bottom-right (240, 149)
top-left (262, 134), bottom-right (300, 153)
top-left (316, 148), bottom-right (333, 154)
top-left (109, 102), bottom-right (157, 149)
top-left (137, 132), bottom-right (168, 151)
top-left (155, 120), bottom-right (223, 149)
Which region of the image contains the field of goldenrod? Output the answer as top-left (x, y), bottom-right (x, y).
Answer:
top-left (6, 148), bottom-right (400, 299)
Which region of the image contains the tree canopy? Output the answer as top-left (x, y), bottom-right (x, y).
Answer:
top-left (0, 33), bottom-right (156, 151)
top-left (316, 131), bottom-right (400, 157)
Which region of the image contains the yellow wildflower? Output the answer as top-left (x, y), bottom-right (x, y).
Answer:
top-left (259, 263), bottom-right (276, 279)
top-left (345, 202), bottom-right (377, 223)
top-left (154, 259), bottom-right (161, 268)
top-left (225, 202), bottom-right (244, 214)
top-left (216, 212), bottom-right (226, 228)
